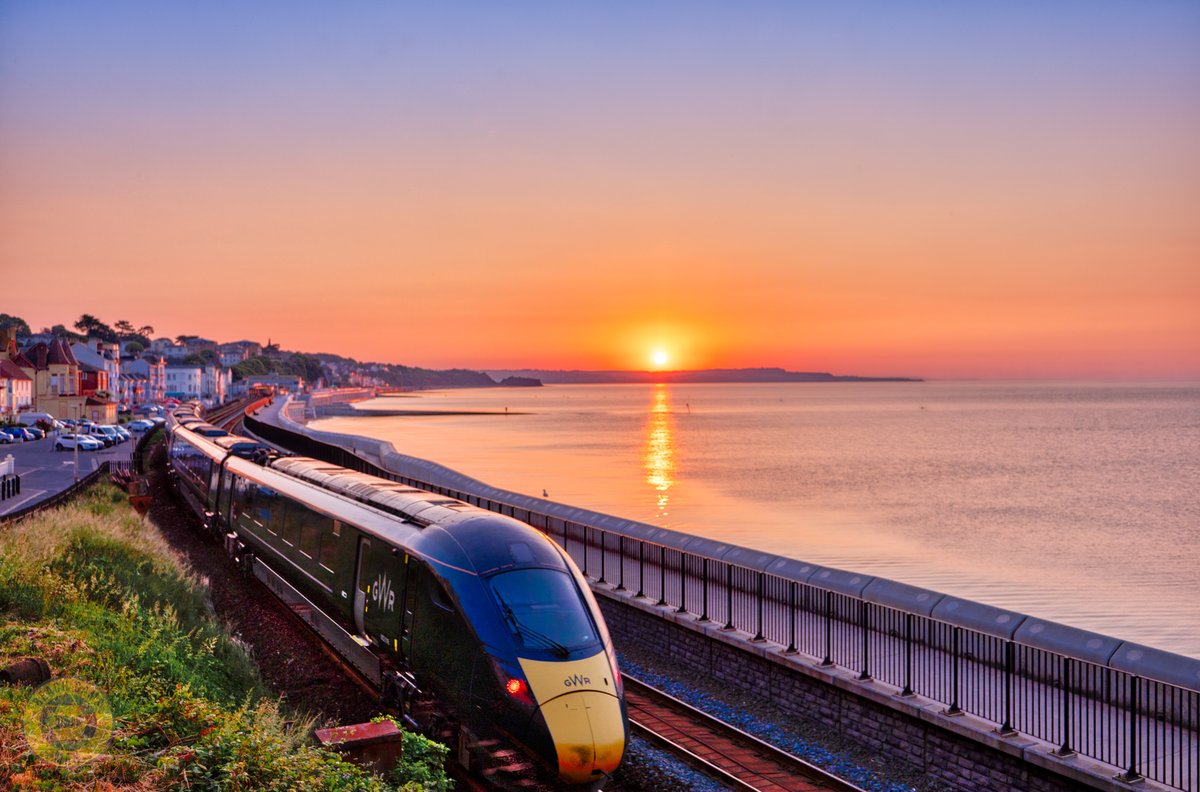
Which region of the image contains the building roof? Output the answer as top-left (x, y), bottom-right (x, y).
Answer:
top-left (25, 338), bottom-right (79, 369)
top-left (0, 359), bottom-right (32, 381)
top-left (9, 351), bottom-right (34, 369)
top-left (49, 337), bottom-right (78, 366)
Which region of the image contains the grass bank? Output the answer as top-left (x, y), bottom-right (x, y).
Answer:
top-left (0, 482), bottom-right (449, 790)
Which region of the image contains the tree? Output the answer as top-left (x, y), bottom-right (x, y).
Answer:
top-left (48, 324), bottom-right (86, 342)
top-left (0, 314), bottom-right (31, 335)
top-left (137, 324), bottom-right (154, 338)
top-left (176, 334), bottom-right (198, 344)
top-left (114, 319), bottom-right (136, 337)
top-left (124, 340), bottom-right (144, 356)
top-left (74, 314), bottom-right (116, 342)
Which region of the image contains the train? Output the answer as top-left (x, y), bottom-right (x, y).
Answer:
top-left (166, 403), bottom-right (627, 786)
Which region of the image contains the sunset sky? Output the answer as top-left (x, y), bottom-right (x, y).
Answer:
top-left (2, 2), bottom-right (1197, 379)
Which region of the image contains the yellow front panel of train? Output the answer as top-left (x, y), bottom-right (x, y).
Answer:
top-left (519, 652), bottom-right (624, 782)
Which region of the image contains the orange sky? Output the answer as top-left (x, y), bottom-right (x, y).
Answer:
top-left (2, 3), bottom-right (1198, 379)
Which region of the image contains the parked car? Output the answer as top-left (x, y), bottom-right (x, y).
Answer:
top-left (0, 432), bottom-right (12, 445)
top-left (1, 426), bottom-right (33, 442)
top-left (92, 425), bottom-right (124, 445)
top-left (55, 433), bottom-right (104, 451)
top-left (79, 426), bottom-right (115, 447)
top-left (126, 419), bottom-right (155, 432)
top-left (24, 427), bottom-right (46, 440)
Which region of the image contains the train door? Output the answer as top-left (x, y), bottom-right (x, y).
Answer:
top-left (354, 537), bottom-right (407, 650)
top-left (353, 537), bottom-right (371, 635)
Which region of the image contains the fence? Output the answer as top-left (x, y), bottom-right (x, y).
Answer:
top-left (244, 409), bottom-right (1199, 791)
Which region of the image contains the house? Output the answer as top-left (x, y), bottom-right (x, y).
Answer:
top-left (0, 359), bottom-right (33, 419)
top-left (71, 342), bottom-right (120, 399)
top-left (125, 355), bottom-right (166, 403)
top-left (8, 334), bottom-right (116, 424)
top-left (165, 365), bottom-right (203, 401)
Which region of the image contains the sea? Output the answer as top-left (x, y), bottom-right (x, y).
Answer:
top-left (310, 381), bottom-right (1200, 659)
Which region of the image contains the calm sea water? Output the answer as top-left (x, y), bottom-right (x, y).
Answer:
top-left (312, 382), bottom-right (1200, 659)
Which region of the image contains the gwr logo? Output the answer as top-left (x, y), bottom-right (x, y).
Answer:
top-left (563, 673), bottom-right (591, 688)
top-left (371, 573), bottom-right (396, 613)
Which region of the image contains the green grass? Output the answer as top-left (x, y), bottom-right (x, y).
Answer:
top-left (0, 483), bottom-right (451, 790)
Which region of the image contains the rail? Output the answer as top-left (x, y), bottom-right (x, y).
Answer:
top-left (243, 406), bottom-right (1199, 791)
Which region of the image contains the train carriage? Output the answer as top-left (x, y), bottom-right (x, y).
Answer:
top-left (167, 406), bottom-right (627, 786)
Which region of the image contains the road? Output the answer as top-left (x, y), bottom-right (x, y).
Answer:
top-left (0, 431), bottom-right (136, 516)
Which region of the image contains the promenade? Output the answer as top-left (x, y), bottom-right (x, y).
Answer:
top-left (0, 433), bottom-right (134, 516)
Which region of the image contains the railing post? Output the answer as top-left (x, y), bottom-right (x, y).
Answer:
top-left (636, 541), bottom-right (645, 599)
top-left (722, 564), bottom-right (735, 631)
top-left (582, 526), bottom-right (589, 577)
top-left (1055, 657), bottom-right (1075, 756)
top-left (821, 590), bottom-right (833, 667)
top-left (900, 612), bottom-right (914, 696)
top-left (858, 600), bottom-right (871, 681)
top-left (946, 627), bottom-right (963, 715)
top-left (1121, 675), bottom-right (1143, 782)
top-left (752, 572), bottom-right (765, 641)
top-left (656, 545), bottom-right (668, 606)
top-left (597, 530), bottom-right (607, 585)
top-left (998, 640), bottom-right (1015, 734)
top-left (698, 558), bottom-right (710, 623)
top-left (614, 535), bottom-right (627, 592)
top-left (785, 581), bottom-right (797, 654)
top-left (563, 520), bottom-right (569, 555)
top-left (676, 553), bottom-right (688, 614)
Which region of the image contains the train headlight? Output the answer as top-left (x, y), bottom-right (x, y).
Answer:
top-left (490, 658), bottom-right (534, 709)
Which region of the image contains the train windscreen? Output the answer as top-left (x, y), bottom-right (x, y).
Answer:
top-left (489, 569), bottom-right (599, 654)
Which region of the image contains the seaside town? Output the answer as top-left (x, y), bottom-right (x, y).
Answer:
top-left (0, 313), bottom-right (513, 427)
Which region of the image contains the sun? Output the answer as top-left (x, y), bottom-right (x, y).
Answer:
top-left (650, 349), bottom-right (670, 369)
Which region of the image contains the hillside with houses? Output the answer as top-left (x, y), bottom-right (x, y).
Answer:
top-left (0, 314), bottom-right (530, 422)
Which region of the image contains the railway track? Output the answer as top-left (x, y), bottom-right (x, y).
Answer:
top-left (623, 676), bottom-right (865, 792)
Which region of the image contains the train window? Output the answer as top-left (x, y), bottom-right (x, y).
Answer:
top-left (255, 485), bottom-right (276, 533)
top-left (318, 531), bottom-right (338, 572)
top-left (296, 506), bottom-right (323, 559)
top-left (429, 578), bottom-right (454, 612)
top-left (489, 570), bottom-right (599, 652)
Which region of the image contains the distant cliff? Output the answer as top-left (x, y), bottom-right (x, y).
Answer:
top-left (485, 367), bottom-right (921, 385)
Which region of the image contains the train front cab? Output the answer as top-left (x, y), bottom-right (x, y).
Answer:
top-left (434, 520), bottom-right (628, 786)
top-left (499, 566), bottom-right (626, 784)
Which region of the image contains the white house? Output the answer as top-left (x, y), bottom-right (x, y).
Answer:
top-left (164, 365), bottom-right (203, 400)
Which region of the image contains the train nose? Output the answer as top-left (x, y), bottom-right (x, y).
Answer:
top-left (538, 689), bottom-right (625, 783)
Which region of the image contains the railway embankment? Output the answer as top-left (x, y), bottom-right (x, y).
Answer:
top-left (0, 476), bottom-right (448, 790)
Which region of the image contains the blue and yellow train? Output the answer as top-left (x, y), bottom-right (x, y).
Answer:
top-left (167, 406), bottom-right (627, 785)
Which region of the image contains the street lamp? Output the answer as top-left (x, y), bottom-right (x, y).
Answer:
top-left (73, 404), bottom-right (80, 484)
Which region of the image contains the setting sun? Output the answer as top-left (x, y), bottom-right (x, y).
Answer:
top-left (650, 349), bottom-right (670, 369)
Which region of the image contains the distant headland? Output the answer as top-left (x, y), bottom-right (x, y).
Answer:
top-left (485, 367), bottom-right (922, 385)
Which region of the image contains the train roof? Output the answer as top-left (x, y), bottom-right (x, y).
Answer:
top-left (170, 415), bottom-right (570, 579)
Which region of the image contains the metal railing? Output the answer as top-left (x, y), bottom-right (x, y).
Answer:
top-left (244, 411), bottom-right (1199, 791)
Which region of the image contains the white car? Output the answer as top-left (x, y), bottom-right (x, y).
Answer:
top-left (55, 433), bottom-right (104, 451)
top-left (126, 419), bottom-right (155, 432)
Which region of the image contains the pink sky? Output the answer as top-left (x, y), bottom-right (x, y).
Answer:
top-left (3, 3), bottom-right (1198, 379)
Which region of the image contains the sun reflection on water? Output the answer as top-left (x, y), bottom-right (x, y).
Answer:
top-left (643, 385), bottom-right (675, 519)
